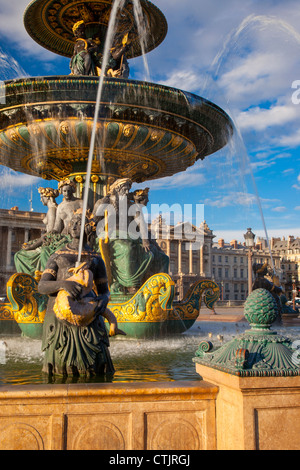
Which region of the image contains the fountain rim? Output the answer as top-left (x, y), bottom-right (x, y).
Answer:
top-left (1, 75), bottom-right (234, 127)
top-left (23, 0), bottom-right (169, 59)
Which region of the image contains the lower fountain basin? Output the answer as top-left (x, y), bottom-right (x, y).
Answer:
top-left (0, 76), bottom-right (233, 182)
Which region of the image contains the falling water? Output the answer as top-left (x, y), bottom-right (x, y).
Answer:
top-left (132, 0), bottom-right (151, 81)
top-left (211, 14), bottom-right (300, 79)
top-left (204, 14), bottom-right (300, 274)
top-left (0, 47), bottom-right (27, 80)
top-left (77, 0), bottom-right (126, 266)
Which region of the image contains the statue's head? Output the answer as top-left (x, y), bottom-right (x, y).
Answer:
top-left (72, 20), bottom-right (86, 38)
top-left (38, 187), bottom-right (59, 205)
top-left (58, 179), bottom-right (76, 201)
top-left (253, 261), bottom-right (268, 277)
top-left (133, 188), bottom-right (150, 206)
top-left (68, 209), bottom-right (96, 243)
top-left (108, 178), bottom-right (132, 196)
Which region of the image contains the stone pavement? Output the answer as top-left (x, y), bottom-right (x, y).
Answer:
top-left (197, 306), bottom-right (300, 325)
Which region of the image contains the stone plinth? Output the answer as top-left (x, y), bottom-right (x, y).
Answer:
top-left (194, 289), bottom-right (300, 450)
top-left (195, 364), bottom-right (300, 450)
top-left (0, 381), bottom-right (217, 450)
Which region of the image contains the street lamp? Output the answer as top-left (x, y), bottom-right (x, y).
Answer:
top-left (292, 275), bottom-right (297, 312)
top-left (244, 228), bottom-right (256, 295)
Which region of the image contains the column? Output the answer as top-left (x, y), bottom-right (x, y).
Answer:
top-left (24, 229), bottom-right (29, 244)
top-left (178, 240), bottom-right (182, 274)
top-left (6, 227), bottom-right (12, 268)
top-left (200, 244), bottom-right (204, 277)
top-left (189, 242), bottom-right (193, 274)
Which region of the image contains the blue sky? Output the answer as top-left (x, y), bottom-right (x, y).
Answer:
top-left (0, 0), bottom-right (299, 243)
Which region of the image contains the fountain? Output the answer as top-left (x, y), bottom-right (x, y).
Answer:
top-left (0, 0), bottom-right (233, 340)
top-left (0, 2), bottom-right (299, 450)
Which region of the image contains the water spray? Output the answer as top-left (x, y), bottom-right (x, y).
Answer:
top-left (77, 0), bottom-right (126, 267)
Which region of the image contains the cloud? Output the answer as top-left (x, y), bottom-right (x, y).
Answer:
top-left (0, 169), bottom-right (40, 193)
top-left (144, 167), bottom-right (206, 191)
top-left (237, 104), bottom-right (299, 132)
top-left (203, 191), bottom-right (279, 209)
top-left (292, 174), bottom-right (300, 190)
top-left (272, 206), bottom-right (287, 213)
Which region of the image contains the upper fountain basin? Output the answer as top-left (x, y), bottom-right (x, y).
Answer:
top-left (0, 76), bottom-right (233, 182)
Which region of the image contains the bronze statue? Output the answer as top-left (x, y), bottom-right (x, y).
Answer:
top-left (70, 20), bottom-right (100, 76)
top-left (38, 209), bottom-right (123, 378)
top-left (39, 187), bottom-right (60, 233)
top-left (14, 187), bottom-right (62, 275)
top-left (70, 20), bottom-right (130, 78)
top-left (14, 180), bottom-right (82, 276)
top-left (93, 179), bottom-right (168, 294)
top-left (252, 262), bottom-right (283, 324)
top-left (53, 179), bottom-right (82, 235)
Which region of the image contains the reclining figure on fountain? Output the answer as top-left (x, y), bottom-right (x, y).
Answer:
top-left (14, 179), bottom-right (82, 278)
top-left (93, 178), bottom-right (169, 295)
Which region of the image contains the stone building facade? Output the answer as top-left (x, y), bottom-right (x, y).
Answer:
top-left (0, 207), bottom-right (298, 302)
top-left (0, 208), bottom-right (45, 294)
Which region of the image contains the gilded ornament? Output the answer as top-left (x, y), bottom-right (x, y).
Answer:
top-left (123, 124), bottom-right (135, 137)
top-left (59, 121), bottom-right (70, 134)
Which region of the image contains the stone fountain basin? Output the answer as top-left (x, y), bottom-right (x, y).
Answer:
top-left (0, 76), bottom-right (233, 182)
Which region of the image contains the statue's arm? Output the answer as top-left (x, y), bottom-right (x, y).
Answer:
top-left (94, 257), bottom-right (110, 313)
top-left (38, 258), bottom-right (82, 299)
top-left (52, 208), bottom-right (64, 234)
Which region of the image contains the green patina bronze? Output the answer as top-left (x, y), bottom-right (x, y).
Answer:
top-left (194, 288), bottom-right (300, 377)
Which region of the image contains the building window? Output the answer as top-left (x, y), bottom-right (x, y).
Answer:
top-left (225, 268), bottom-right (229, 278)
top-left (234, 268), bottom-right (237, 278)
top-left (240, 269), bottom-right (244, 279)
top-left (218, 255), bottom-right (222, 263)
top-left (218, 268), bottom-right (222, 278)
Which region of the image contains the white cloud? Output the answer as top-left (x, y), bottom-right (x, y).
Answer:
top-left (144, 168), bottom-right (206, 191)
top-left (0, 169), bottom-right (40, 192)
top-left (203, 191), bottom-right (279, 209)
top-left (272, 206), bottom-right (287, 213)
top-left (237, 104), bottom-right (299, 132)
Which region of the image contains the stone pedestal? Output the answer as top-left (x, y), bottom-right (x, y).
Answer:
top-left (0, 381), bottom-right (218, 450)
top-left (195, 364), bottom-right (300, 450)
top-left (194, 288), bottom-right (300, 450)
